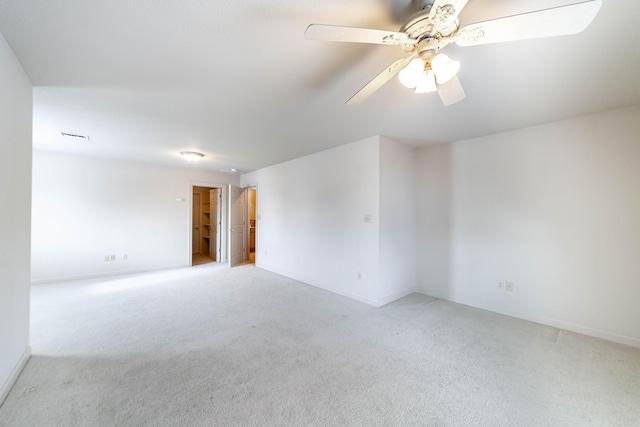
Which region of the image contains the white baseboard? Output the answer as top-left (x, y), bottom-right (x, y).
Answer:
top-left (30, 264), bottom-right (187, 285)
top-left (0, 346), bottom-right (31, 407)
top-left (374, 287), bottom-right (417, 307)
top-left (255, 263), bottom-right (414, 308)
top-left (415, 286), bottom-right (640, 349)
top-left (256, 263), bottom-right (379, 306)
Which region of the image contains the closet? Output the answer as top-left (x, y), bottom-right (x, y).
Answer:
top-left (193, 186), bottom-right (220, 262)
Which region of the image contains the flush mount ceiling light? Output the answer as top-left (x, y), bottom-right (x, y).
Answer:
top-left (305, 0), bottom-right (602, 106)
top-left (180, 151), bottom-right (204, 163)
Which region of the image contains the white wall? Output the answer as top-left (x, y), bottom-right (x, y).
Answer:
top-left (241, 136), bottom-right (382, 305)
top-left (241, 136), bottom-right (418, 307)
top-left (0, 33), bottom-right (32, 405)
top-left (32, 151), bottom-right (239, 283)
top-left (415, 105), bottom-right (640, 347)
top-left (378, 136), bottom-right (416, 304)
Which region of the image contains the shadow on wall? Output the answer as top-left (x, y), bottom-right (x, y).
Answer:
top-left (415, 144), bottom-right (453, 297)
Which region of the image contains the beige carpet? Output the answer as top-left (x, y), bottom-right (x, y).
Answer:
top-left (1, 264), bottom-right (639, 426)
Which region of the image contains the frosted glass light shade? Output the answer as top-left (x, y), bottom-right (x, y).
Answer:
top-left (398, 58), bottom-right (425, 89)
top-left (431, 53), bottom-right (460, 84)
top-left (415, 70), bottom-right (437, 93)
top-left (180, 151), bottom-right (204, 162)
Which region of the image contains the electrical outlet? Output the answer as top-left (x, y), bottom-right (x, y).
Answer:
top-left (110, 254), bottom-right (116, 261)
top-left (104, 255), bottom-right (110, 262)
top-left (505, 281), bottom-right (514, 291)
top-left (364, 214), bottom-right (372, 223)
top-left (497, 281), bottom-right (504, 290)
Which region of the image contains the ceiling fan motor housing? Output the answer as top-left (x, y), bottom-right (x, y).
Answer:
top-left (399, 5), bottom-right (460, 52)
top-left (417, 37), bottom-right (439, 59)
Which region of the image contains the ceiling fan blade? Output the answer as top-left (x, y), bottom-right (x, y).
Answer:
top-left (428, 0), bottom-right (469, 28)
top-left (346, 55), bottom-right (416, 105)
top-left (455, 0), bottom-right (602, 47)
top-left (436, 76), bottom-right (465, 106)
top-left (305, 24), bottom-right (410, 46)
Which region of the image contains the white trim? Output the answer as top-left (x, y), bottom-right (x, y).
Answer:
top-left (374, 287), bottom-right (417, 307)
top-left (255, 263), bottom-right (414, 308)
top-left (0, 346), bottom-right (31, 407)
top-left (244, 185), bottom-right (258, 265)
top-left (248, 183), bottom-right (258, 265)
top-left (415, 286), bottom-right (640, 349)
top-left (30, 264), bottom-right (186, 285)
top-left (190, 181), bottom-right (228, 266)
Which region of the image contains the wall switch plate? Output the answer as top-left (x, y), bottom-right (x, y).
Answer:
top-left (110, 254), bottom-right (116, 261)
top-left (364, 214), bottom-right (372, 223)
top-left (123, 254), bottom-right (128, 260)
top-left (505, 281), bottom-right (514, 291)
top-left (497, 281), bottom-right (504, 290)
top-left (104, 255), bottom-right (110, 262)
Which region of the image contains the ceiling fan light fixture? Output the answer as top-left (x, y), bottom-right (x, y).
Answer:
top-left (180, 151), bottom-right (204, 162)
top-left (415, 70), bottom-right (437, 93)
top-left (431, 53), bottom-right (460, 84)
top-left (398, 58), bottom-right (426, 88)
top-left (306, 0), bottom-right (603, 106)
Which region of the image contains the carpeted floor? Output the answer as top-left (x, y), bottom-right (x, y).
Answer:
top-left (1, 264), bottom-right (639, 426)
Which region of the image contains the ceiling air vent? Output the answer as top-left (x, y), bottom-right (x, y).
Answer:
top-left (61, 132), bottom-right (90, 141)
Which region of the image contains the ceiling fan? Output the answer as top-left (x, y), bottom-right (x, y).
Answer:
top-left (305, 0), bottom-right (602, 106)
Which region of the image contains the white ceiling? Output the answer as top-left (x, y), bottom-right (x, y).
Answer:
top-left (0, 0), bottom-right (638, 172)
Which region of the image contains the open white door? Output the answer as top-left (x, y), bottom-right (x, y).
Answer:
top-left (209, 189), bottom-right (219, 261)
top-left (192, 192), bottom-right (201, 255)
top-left (229, 185), bottom-right (248, 267)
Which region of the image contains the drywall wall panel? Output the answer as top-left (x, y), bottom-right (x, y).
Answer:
top-left (415, 105), bottom-right (640, 346)
top-left (241, 136), bottom-right (381, 305)
top-left (378, 137), bottom-right (416, 304)
top-left (31, 151), bottom-right (239, 282)
top-left (415, 143), bottom-right (453, 303)
top-left (0, 33), bottom-right (32, 404)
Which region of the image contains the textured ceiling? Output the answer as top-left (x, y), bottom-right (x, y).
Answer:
top-left (0, 0), bottom-right (638, 172)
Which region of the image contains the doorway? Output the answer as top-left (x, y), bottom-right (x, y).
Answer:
top-left (191, 184), bottom-right (255, 268)
top-left (191, 185), bottom-right (224, 266)
top-left (248, 187), bottom-right (256, 264)
top-left (228, 185), bottom-right (257, 267)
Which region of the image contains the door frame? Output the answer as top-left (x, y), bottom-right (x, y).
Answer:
top-left (228, 182), bottom-right (258, 267)
top-left (189, 182), bottom-right (228, 266)
top-left (247, 185), bottom-right (257, 262)
top-left (192, 191), bottom-right (202, 254)
top-left (244, 182), bottom-right (258, 265)
top-left (229, 185), bottom-right (248, 267)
